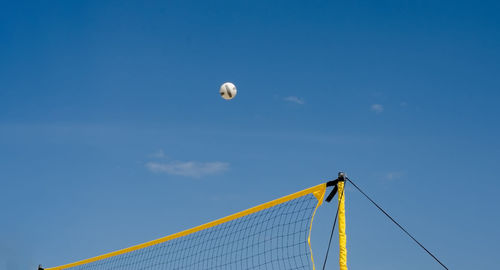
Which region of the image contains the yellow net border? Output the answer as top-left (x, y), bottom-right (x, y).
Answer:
top-left (47, 183), bottom-right (327, 270)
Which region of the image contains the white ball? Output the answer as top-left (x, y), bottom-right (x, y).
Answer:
top-left (220, 82), bottom-right (237, 100)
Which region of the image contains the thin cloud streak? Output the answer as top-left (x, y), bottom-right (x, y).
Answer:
top-left (149, 149), bottom-right (166, 158)
top-left (284, 96), bottom-right (305, 105)
top-left (385, 171), bottom-right (404, 180)
top-left (146, 161), bottom-right (229, 178)
top-left (370, 104), bottom-right (384, 113)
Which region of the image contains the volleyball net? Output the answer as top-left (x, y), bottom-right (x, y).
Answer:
top-left (44, 184), bottom-right (328, 270)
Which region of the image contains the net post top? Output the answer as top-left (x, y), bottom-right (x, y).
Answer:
top-left (325, 171), bottom-right (346, 203)
top-left (326, 171), bottom-right (346, 187)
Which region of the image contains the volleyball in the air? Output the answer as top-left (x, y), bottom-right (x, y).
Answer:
top-left (220, 82), bottom-right (237, 100)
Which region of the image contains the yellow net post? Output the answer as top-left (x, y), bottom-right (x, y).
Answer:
top-left (338, 179), bottom-right (348, 270)
top-left (324, 172), bottom-right (349, 270)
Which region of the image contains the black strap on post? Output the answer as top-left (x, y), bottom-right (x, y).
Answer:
top-left (325, 172), bottom-right (346, 203)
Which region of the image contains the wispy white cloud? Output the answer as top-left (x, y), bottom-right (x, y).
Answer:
top-left (284, 96), bottom-right (305, 105)
top-left (385, 171), bottom-right (404, 180)
top-left (149, 149), bottom-right (166, 158)
top-left (146, 161), bottom-right (229, 178)
top-left (370, 104), bottom-right (384, 113)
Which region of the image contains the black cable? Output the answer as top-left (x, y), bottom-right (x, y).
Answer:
top-left (346, 177), bottom-right (449, 270)
top-left (321, 182), bottom-right (345, 270)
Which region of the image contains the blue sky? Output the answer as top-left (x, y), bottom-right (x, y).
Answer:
top-left (1, 0), bottom-right (499, 269)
